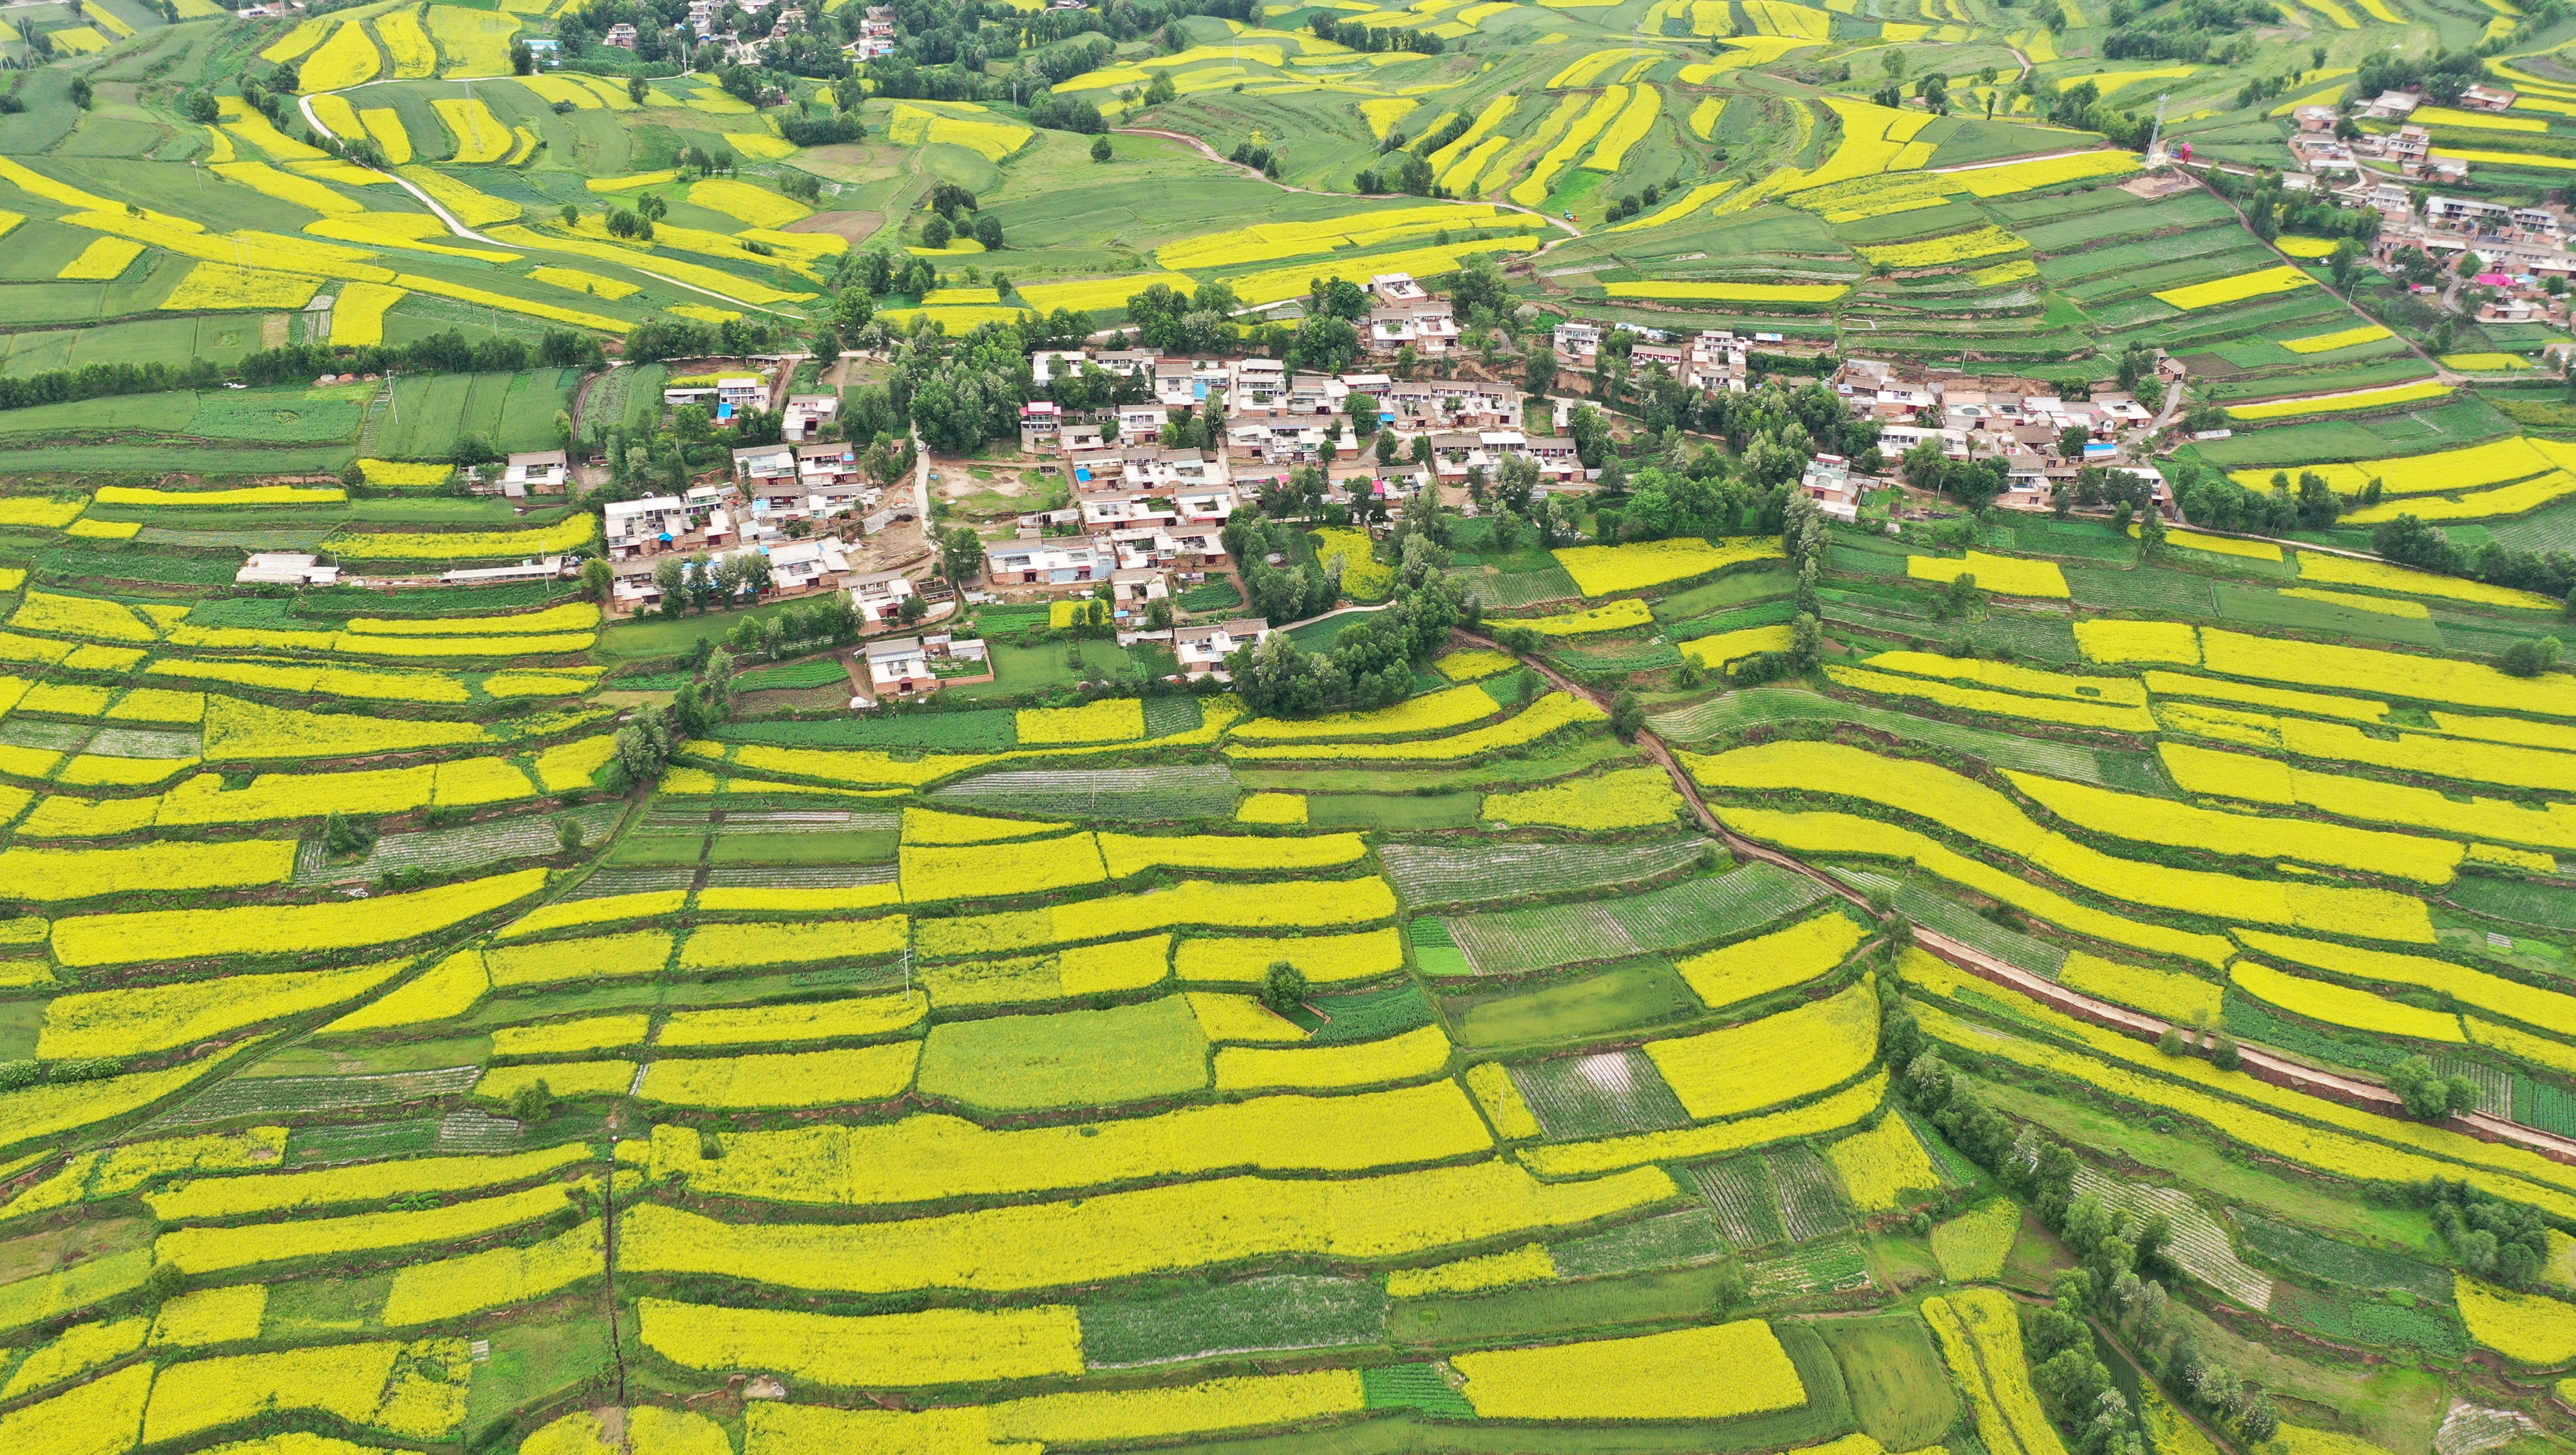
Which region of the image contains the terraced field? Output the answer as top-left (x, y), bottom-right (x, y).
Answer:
top-left (10, 0), bottom-right (2576, 1449)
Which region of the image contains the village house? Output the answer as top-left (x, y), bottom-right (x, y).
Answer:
top-left (865, 632), bottom-right (990, 695)
top-left (1381, 381), bottom-right (1521, 432)
top-left (1370, 272), bottom-right (1429, 303)
top-left (1224, 417), bottom-right (1344, 464)
top-left (1153, 357), bottom-right (1231, 409)
top-left (663, 375), bottom-right (771, 419)
top-left (1115, 403), bottom-right (1169, 446)
top-left (1110, 566), bottom-right (1171, 606)
top-left (1173, 618), bottom-right (1272, 678)
top-left (1020, 401), bottom-right (1063, 452)
top-left (500, 450), bottom-right (570, 495)
top-left (1369, 296), bottom-right (1459, 357)
top-left (604, 495), bottom-right (691, 557)
top-left (846, 569), bottom-right (918, 623)
top-left (985, 538), bottom-right (1112, 589)
top-left (1229, 356), bottom-right (1288, 407)
top-left (782, 394), bottom-right (839, 441)
top-left (1800, 455), bottom-right (1862, 522)
top-left (721, 536), bottom-right (853, 594)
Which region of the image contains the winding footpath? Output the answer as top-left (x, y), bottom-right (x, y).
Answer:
top-left (292, 82), bottom-right (806, 319)
top-left (1456, 625), bottom-right (2576, 1169)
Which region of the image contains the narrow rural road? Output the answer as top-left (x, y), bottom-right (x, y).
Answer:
top-left (2148, 372), bottom-right (2187, 430)
top-left (1459, 626), bottom-right (2576, 1168)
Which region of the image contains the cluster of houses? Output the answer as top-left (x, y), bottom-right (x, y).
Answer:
top-left (601, 0), bottom-right (888, 60)
top-left (1548, 321), bottom-right (1786, 393)
top-left (1023, 278), bottom-right (1593, 497)
top-left (2273, 88), bottom-right (2576, 324)
top-left (597, 430), bottom-right (906, 615)
top-left (859, 611), bottom-right (1276, 702)
top-left (1792, 358), bottom-right (2175, 521)
top-left (856, 6), bottom-right (896, 59)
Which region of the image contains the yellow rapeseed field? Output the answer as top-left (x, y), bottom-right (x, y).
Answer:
top-left (1213, 1024), bottom-right (1454, 1092)
top-left (52, 868), bottom-right (545, 968)
top-left (2456, 1277), bottom-right (2576, 1364)
top-left (1904, 549), bottom-right (2069, 598)
top-left (2230, 960), bottom-right (2463, 1041)
top-left (617, 1160), bottom-right (1680, 1293)
top-left (382, 1219), bottom-right (604, 1327)
top-left (1647, 981), bottom-right (1878, 1119)
top-left (1553, 537), bottom-right (1783, 595)
top-left (1173, 927), bottom-right (1403, 984)
top-left (1824, 1112), bottom-right (1943, 1210)
top-left (1017, 698), bottom-right (1144, 744)
top-left (2153, 264), bottom-right (2318, 310)
top-left (1674, 911), bottom-right (1865, 1009)
top-left (1229, 683), bottom-right (1498, 739)
top-left (1099, 830), bottom-right (1367, 877)
top-left (1482, 766), bottom-right (1683, 830)
top-left (1225, 693), bottom-right (1605, 762)
top-left (641, 1043), bottom-right (920, 1108)
top-left (647, 1081), bottom-right (1490, 1204)
top-left (1388, 1242), bottom-right (1556, 1297)
top-left (2002, 771), bottom-right (2464, 883)
top-left (1454, 1321), bottom-right (1806, 1419)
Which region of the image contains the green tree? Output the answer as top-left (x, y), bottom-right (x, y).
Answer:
top-left (2500, 636), bottom-right (2562, 677)
top-left (1261, 961), bottom-right (1309, 1013)
top-left (508, 1078), bottom-right (557, 1123)
top-left (939, 525), bottom-right (985, 585)
top-left (1091, 134), bottom-right (1113, 162)
top-left (1609, 689), bottom-right (1644, 741)
top-left (1944, 571), bottom-right (1982, 616)
top-left (2389, 1054), bottom-right (2477, 1119)
top-left (1707, 1260), bottom-right (1749, 1318)
top-left (323, 813), bottom-right (375, 858)
top-left (580, 556), bottom-right (614, 604)
top-left (140, 1263), bottom-right (187, 1307)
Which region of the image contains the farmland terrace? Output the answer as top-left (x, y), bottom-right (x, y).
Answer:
top-left (7, 0), bottom-right (2576, 1454)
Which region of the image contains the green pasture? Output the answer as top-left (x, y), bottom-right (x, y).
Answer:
top-left (2200, 356), bottom-right (2438, 403)
top-left (370, 368), bottom-right (578, 458)
top-left (1817, 1317), bottom-right (1958, 1450)
top-left (1447, 958), bottom-right (1702, 1049)
top-left (2187, 393), bottom-right (2515, 468)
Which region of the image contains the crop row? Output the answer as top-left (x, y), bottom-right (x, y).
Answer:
top-left (1907, 985), bottom-right (2576, 1219)
top-left (617, 1158), bottom-right (1678, 1294)
top-left (1696, 741), bottom-right (2436, 944)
